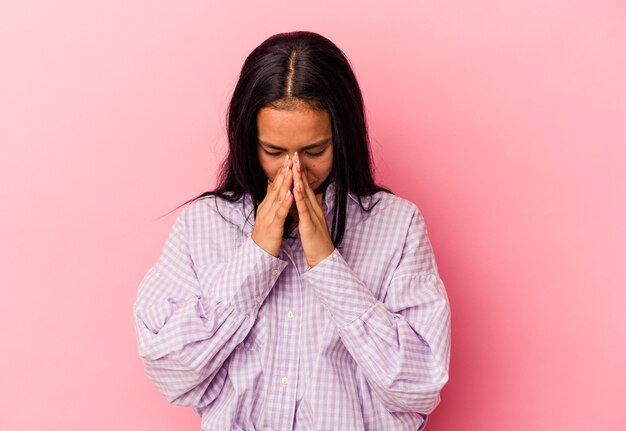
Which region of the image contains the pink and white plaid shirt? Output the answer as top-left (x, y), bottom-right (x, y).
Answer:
top-left (133, 180), bottom-right (451, 430)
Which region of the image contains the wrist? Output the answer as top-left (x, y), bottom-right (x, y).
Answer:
top-left (307, 247), bottom-right (336, 268)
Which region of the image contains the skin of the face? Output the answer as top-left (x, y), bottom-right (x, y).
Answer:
top-left (256, 104), bottom-right (334, 219)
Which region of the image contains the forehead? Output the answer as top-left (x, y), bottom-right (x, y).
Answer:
top-left (256, 106), bottom-right (331, 145)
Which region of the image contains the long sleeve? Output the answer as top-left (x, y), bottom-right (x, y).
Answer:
top-left (302, 206), bottom-right (451, 414)
top-left (133, 205), bottom-right (288, 407)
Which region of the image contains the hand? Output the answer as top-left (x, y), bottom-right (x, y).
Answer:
top-left (291, 151), bottom-right (335, 268)
top-left (251, 154), bottom-right (293, 257)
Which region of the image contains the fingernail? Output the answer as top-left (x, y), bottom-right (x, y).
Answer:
top-left (284, 154), bottom-right (289, 166)
top-left (285, 189), bottom-right (291, 200)
top-left (296, 160), bottom-right (300, 172)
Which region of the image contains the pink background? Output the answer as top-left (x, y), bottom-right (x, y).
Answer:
top-left (1, 1), bottom-right (625, 430)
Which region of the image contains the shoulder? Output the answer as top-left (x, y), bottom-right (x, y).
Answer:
top-left (169, 194), bottom-right (252, 265)
top-left (175, 194), bottom-right (248, 235)
top-left (351, 189), bottom-right (422, 223)
top-left (341, 190), bottom-right (426, 246)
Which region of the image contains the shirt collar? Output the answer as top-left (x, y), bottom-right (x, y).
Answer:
top-left (324, 179), bottom-right (364, 212)
top-left (322, 179), bottom-right (336, 215)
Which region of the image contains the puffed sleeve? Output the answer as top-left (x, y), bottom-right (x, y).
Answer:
top-left (133, 204), bottom-right (288, 407)
top-left (302, 205), bottom-right (451, 414)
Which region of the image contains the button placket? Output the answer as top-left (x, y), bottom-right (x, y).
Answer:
top-left (264, 244), bottom-right (300, 427)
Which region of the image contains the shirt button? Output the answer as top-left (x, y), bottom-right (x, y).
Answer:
top-left (256, 295), bottom-right (263, 303)
top-left (281, 377), bottom-right (289, 385)
top-left (325, 309), bottom-right (332, 318)
top-left (271, 269), bottom-right (278, 275)
top-left (287, 310), bottom-right (295, 320)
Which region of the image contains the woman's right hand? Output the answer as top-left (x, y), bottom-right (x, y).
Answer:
top-left (251, 154), bottom-right (294, 257)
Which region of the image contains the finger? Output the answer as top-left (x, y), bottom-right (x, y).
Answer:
top-left (291, 152), bottom-right (305, 203)
top-left (298, 164), bottom-right (315, 199)
top-left (263, 178), bottom-right (271, 200)
top-left (276, 155), bottom-right (293, 203)
top-left (316, 193), bottom-right (323, 207)
top-left (275, 184), bottom-right (293, 220)
top-left (273, 157), bottom-right (293, 221)
top-left (268, 167), bottom-right (282, 197)
top-left (293, 175), bottom-right (314, 224)
top-left (268, 154), bottom-right (289, 201)
top-left (292, 151), bottom-right (310, 215)
top-left (301, 168), bottom-right (324, 218)
top-left (292, 152), bottom-right (316, 213)
top-left (293, 151), bottom-right (310, 195)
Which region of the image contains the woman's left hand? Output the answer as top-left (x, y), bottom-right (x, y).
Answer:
top-left (291, 152), bottom-right (335, 268)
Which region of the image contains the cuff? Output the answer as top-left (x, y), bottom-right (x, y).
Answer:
top-left (214, 236), bottom-right (289, 316)
top-left (302, 248), bottom-right (377, 328)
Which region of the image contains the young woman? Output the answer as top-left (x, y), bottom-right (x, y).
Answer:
top-left (133, 31), bottom-right (451, 430)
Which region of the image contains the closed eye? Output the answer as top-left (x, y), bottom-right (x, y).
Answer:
top-left (262, 149), bottom-right (281, 157)
top-left (304, 149), bottom-right (325, 157)
top-left (263, 148), bottom-right (326, 158)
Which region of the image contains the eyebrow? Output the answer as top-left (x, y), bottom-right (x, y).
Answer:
top-left (258, 137), bottom-right (331, 151)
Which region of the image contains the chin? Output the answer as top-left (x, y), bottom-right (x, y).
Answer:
top-left (305, 175), bottom-right (331, 195)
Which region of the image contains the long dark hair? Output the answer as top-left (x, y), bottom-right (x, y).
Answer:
top-left (169, 30), bottom-right (393, 249)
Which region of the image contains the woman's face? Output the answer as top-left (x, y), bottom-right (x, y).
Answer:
top-left (256, 104), bottom-right (333, 196)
